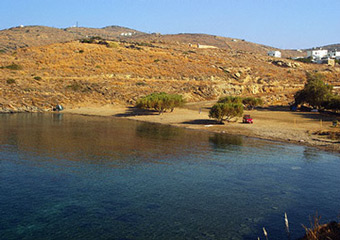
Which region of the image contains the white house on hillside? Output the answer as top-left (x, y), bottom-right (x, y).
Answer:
top-left (307, 49), bottom-right (328, 60)
top-left (267, 51), bottom-right (281, 58)
top-left (328, 49), bottom-right (340, 59)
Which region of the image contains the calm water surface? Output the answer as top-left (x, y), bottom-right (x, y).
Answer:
top-left (0, 113), bottom-right (339, 240)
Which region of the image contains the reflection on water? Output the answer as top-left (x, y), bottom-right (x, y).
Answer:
top-left (136, 122), bottom-right (182, 140)
top-left (0, 113), bottom-right (340, 240)
top-left (209, 133), bottom-right (243, 148)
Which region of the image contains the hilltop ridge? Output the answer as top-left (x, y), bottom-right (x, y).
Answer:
top-left (0, 25), bottom-right (303, 58)
top-left (0, 25), bottom-right (145, 51)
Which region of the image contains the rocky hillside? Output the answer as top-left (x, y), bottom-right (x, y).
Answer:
top-left (1, 37), bottom-right (339, 113)
top-left (129, 33), bottom-right (303, 58)
top-left (0, 25), bottom-right (144, 51)
top-left (0, 25), bottom-right (303, 58)
top-left (306, 43), bottom-right (340, 51)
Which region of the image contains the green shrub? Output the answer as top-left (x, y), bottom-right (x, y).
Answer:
top-left (33, 76), bottom-right (42, 80)
top-left (66, 82), bottom-right (82, 91)
top-left (217, 95), bottom-right (243, 104)
top-left (183, 50), bottom-right (196, 55)
top-left (80, 36), bottom-right (103, 44)
top-left (242, 97), bottom-right (263, 109)
top-left (295, 56), bottom-right (313, 63)
top-left (136, 92), bottom-right (184, 114)
top-left (107, 42), bottom-right (119, 48)
top-left (294, 73), bottom-right (333, 109)
top-left (322, 96), bottom-right (340, 111)
top-left (209, 103), bottom-right (243, 123)
top-left (6, 78), bottom-right (16, 84)
top-left (0, 63), bottom-right (23, 70)
top-left (136, 82), bottom-right (147, 86)
top-left (136, 42), bottom-right (155, 47)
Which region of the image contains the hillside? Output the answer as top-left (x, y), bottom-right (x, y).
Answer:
top-left (307, 43), bottom-right (340, 51)
top-left (0, 25), bottom-right (302, 58)
top-left (0, 25), bottom-right (145, 51)
top-left (129, 33), bottom-right (302, 58)
top-left (1, 37), bottom-right (339, 113)
top-left (0, 26), bottom-right (76, 51)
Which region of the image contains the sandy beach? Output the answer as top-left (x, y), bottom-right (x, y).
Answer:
top-left (63, 102), bottom-right (340, 153)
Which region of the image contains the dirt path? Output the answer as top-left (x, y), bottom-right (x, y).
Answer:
top-left (63, 102), bottom-right (340, 153)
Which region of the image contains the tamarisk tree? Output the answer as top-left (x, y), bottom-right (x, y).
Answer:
top-left (209, 103), bottom-right (243, 123)
top-left (136, 92), bottom-right (184, 114)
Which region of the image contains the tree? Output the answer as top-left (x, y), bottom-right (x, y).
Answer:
top-left (218, 95), bottom-right (263, 110)
top-left (136, 92), bottom-right (184, 114)
top-left (322, 96), bottom-right (340, 111)
top-left (217, 95), bottom-right (242, 104)
top-left (242, 97), bottom-right (263, 110)
top-left (294, 73), bottom-right (333, 109)
top-left (209, 103), bottom-right (243, 123)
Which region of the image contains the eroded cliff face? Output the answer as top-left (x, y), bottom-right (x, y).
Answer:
top-left (1, 40), bottom-right (339, 112)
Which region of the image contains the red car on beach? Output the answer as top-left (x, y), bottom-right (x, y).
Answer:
top-left (243, 115), bottom-right (253, 124)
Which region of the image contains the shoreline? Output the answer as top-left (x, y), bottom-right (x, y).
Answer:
top-left (62, 103), bottom-right (340, 154)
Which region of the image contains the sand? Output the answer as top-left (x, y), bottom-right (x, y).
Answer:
top-left (63, 102), bottom-right (340, 153)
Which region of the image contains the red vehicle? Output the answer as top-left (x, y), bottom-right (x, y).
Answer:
top-left (243, 115), bottom-right (253, 124)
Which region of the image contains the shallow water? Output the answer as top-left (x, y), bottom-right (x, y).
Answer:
top-left (0, 113), bottom-right (339, 240)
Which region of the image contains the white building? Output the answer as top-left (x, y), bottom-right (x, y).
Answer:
top-left (267, 51), bottom-right (281, 58)
top-left (120, 32), bottom-right (133, 36)
top-left (328, 50), bottom-right (340, 59)
top-left (306, 49), bottom-right (328, 60)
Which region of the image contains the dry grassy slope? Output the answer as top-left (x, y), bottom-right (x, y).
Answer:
top-left (1, 25), bottom-right (302, 58)
top-left (0, 39), bottom-right (339, 112)
top-left (0, 26), bottom-right (76, 51)
top-left (129, 33), bottom-right (303, 58)
top-left (65, 25), bottom-right (145, 40)
top-left (306, 43), bottom-right (340, 51)
top-left (0, 25), bottom-right (144, 51)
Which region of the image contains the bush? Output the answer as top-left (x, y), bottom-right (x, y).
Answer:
top-left (33, 76), bottom-right (42, 80)
top-left (218, 95), bottom-right (263, 110)
top-left (0, 63), bottom-right (23, 70)
top-left (136, 92), bottom-right (184, 114)
top-left (242, 97), bottom-right (263, 109)
top-left (136, 81), bottom-right (147, 86)
top-left (107, 42), bottom-right (119, 48)
top-left (322, 96), bottom-right (340, 111)
top-left (295, 56), bottom-right (313, 63)
top-left (217, 96), bottom-right (243, 104)
top-left (294, 73), bottom-right (333, 109)
top-left (6, 78), bottom-right (16, 84)
top-left (209, 103), bottom-right (243, 123)
top-left (66, 82), bottom-right (82, 92)
top-left (80, 36), bottom-right (103, 44)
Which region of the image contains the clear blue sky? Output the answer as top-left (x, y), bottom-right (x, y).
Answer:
top-left (1, 0), bottom-right (339, 49)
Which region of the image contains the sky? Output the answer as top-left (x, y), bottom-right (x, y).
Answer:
top-left (0, 0), bottom-right (339, 49)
